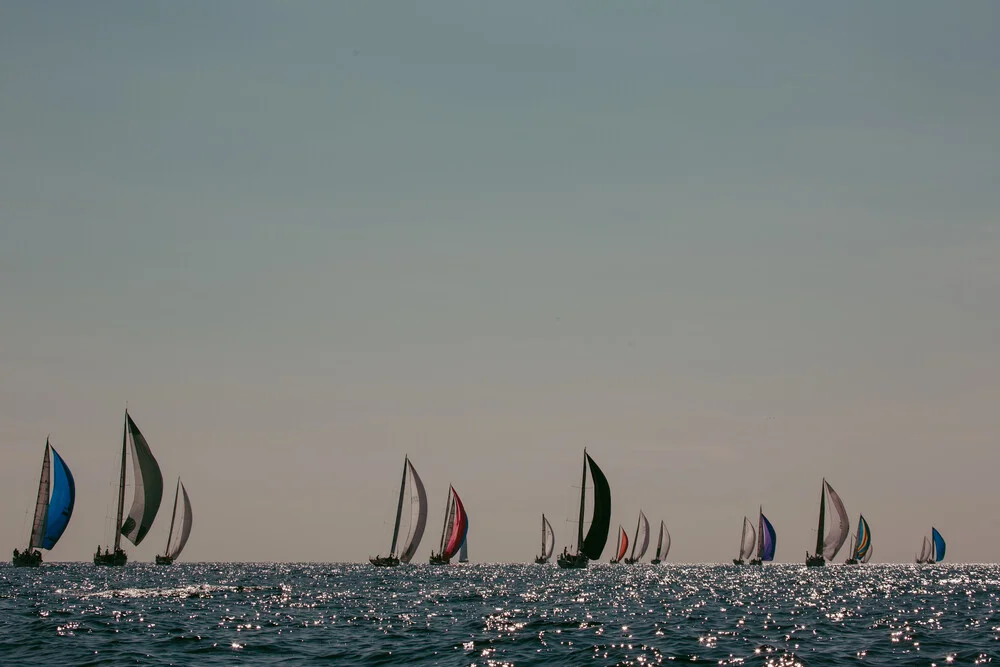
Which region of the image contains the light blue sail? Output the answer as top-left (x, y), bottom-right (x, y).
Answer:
top-left (931, 527), bottom-right (945, 563)
top-left (760, 513), bottom-right (777, 561)
top-left (42, 447), bottom-right (76, 549)
top-left (855, 515), bottom-right (871, 561)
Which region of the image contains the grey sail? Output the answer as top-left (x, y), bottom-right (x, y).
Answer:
top-left (821, 481), bottom-right (850, 560)
top-left (660, 524), bottom-right (671, 559)
top-left (917, 536), bottom-right (932, 563)
top-left (166, 481), bottom-right (193, 560)
top-left (631, 511), bottom-right (651, 560)
top-left (398, 460), bottom-right (428, 564)
top-left (542, 514), bottom-right (555, 560)
top-left (862, 545), bottom-right (873, 563)
top-left (120, 414), bottom-right (164, 546)
top-left (29, 443), bottom-right (52, 549)
top-left (739, 516), bottom-right (756, 561)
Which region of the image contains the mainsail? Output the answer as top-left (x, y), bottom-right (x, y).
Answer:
top-left (629, 511), bottom-right (650, 561)
top-left (578, 452), bottom-right (612, 560)
top-left (814, 479), bottom-right (849, 561)
top-left (29, 440), bottom-right (76, 551)
top-left (163, 478), bottom-right (193, 561)
top-left (540, 514), bottom-right (555, 561)
top-left (758, 511), bottom-right (777, 561)
top-left (120, 412), bottom-right (164, 546)
top-left (613, 525), bottom-right (629, 562)
top-left (739, 516), bottom-right (756, 561)
top-left (654, 521), bottom-right (671, 561)
top-left (931, 527), bottom-right (945, 562)
top-left (917, 536), bottom-right (932, 563)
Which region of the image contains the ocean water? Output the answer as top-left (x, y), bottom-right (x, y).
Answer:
top-left (1, 563), bottom-right (998, 665)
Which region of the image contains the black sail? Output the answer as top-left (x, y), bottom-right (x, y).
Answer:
top-left (581, 453), bottom-right (611, 560)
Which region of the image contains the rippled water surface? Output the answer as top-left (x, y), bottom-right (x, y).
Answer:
top-left (2, 563), bottom-right (999, 665)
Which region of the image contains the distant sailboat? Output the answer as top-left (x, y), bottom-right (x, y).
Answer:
top-left (610, 525), bottom-right (629, 564)
top-left (557, 450), bottom-right (611, 569)
top-left (155, 478), bottom-right (193, 565)
top-left (805, 479), bottom-right (849, 567)
top-left (844, 515), bottom-right (871, 565)
top-left (751, 508), bottom-right (776, 565)
top-left (95, 410), bottom-right (164, 566)
top-left (534, 514), bottom-right (555, 564)
top-left (429, 485), bottom-right (468, 565)
top-left (459, 537), bottom-right (469, 563)
top-left (650, 521), bottom-right (670, 564)
top-left (370, 456), bottom-right (427, 567)
top-left (916, 527), bottom-right (945, 564)
top-left (733, 516), bottom-right (756, 565)
top-left (624, 511), bottom-right (650, 564)
top-left (12, 439), bottom-right (75, 567)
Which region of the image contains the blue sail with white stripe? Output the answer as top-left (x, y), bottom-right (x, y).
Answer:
top-left (931, 527), bottom-right (945, 563)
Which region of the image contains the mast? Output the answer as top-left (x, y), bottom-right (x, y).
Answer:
top-left (389, 456), bottom-right (408, 555)
top-left (814, 480), bottom-right (826, 557)
top-left (577, 449), bottom-right (587, 552)
top-left (739, 517), bottom-right (748, 559)
top-left (164, 478), bottom-right (180, 555)
top-left (757, 507), bottom-right (764, 560)
top-left (541, 514), bottom-right (546, 557)
top-left (114, 412), bottom-right (128, 551)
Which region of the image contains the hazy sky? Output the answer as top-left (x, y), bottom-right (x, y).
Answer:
top-left (2, 2), bottom-right (998, 564)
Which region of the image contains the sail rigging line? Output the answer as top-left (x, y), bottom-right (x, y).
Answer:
top-left (389, 456), bottom-right (408, 556)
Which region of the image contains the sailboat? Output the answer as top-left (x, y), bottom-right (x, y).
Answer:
top-left (733, 516), bottom-right (756, 565)
top-left (556, 449), bottom-right (612, 569)
top-left (95, 410), bottom-right (164, 566)
top-left (844, 514), bottom-right (871, 565)
top-left (916, 527), bottom-right (945, 564)
top-left (624, 511), bottom-right (650, 564)
top-left (459, 536), bottom-right (469, 563)
top-left (750, 508), bottom-right (776, 565)
top-left (609, 525), bottom-right (629, 563)
top-left (805, 479), bottom-right (849, 567)
top-left (650, 521), bottom-right (670, 564)
top-left (370, 456), bottom-right (427, 567)
top-left (534, 514), bottom-right (555, 564)
top-left (428, 485), bottom-right (468, 565)
top-left (12, 439), bottom-right (76, 567)
top-left (155, 478), bottom-right (193, 565)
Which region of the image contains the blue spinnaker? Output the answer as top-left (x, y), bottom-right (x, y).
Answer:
top-left (931, 527), bottom-right (945, 562)
top-left (761, 513), bottom-right (777, 561)
top-left (856, 515), bottom-right (871, 560)
top-left (42, 447), bottom-right (75, 549)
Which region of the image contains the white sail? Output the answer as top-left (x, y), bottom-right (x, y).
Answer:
top-left (29, 443), bottom-right (52, 549)
top-left (862, 545), bottom-right (873, 563)
top-left (165, 481), bottom-right (193, 560)
top-left (739, 516), bottom-right (756, 560)
top-left (821, 481), bottom-right (850, 560)
top-left (459, 539), bottom-right (468, 562)
top-left (662, 526), bottom-right (671, 559)
top-left (917, 536), bottom-right (932, 563)
top-left (541, 514), bottom-right (555, 560)
top-left (633, 511), bottom-right (651, 560)
top-left (398, 460), bottom-right (428, 564)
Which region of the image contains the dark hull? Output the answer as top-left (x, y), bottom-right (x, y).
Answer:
top-left (369, 555), bottom-right (400, 567)
top-left (534, 556), bottom-right (549, 564)
top-left (94, 549), bottom-right (127, 566)
top-left (844, 558), bottom-right (858, 565)
top-left (650, 559), bottom-right (661, 565)
top-left (733, 559), bottom-right (745, 565)
top-left (428, 553), bottom-right (451, 565)
top-left (557, 552), bottom-right (588, 569)
top-left (805, 553), bottom-right (825, 567)
top-left (155, 555), bottom-right (174, 565)
top-left (624, 557), bottom-right (641, 564)
top-left (749, 558), bottom-right (763, 565)
top-left (12, 550), bottom-right (42, 567)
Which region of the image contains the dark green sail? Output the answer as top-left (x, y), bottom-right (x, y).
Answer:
top-left (581, 453), bottom-right (611, 560)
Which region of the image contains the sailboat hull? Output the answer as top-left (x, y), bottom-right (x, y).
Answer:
top-left (534, 556), bottom-right (549, 564)
top-left (12, 550), bottom-right (42, 567)
top-left (155, 555), bottom-right (174, 565)
top-left (94, 549), bottom-right (127, 566)
top-left (805, 554), bottom-right (825, 567)
top-left (650, 559), bottom-right (661, 565)
top-left (369, 555), bottom-right (400, 567)
top-left (844, 558), bottom-right (858, 565)
top-left (557, 552), bottom-right (588, 569)
top-left (428, 553), bottom-right (451, 565)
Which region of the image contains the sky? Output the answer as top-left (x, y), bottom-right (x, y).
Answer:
top-left (1, 1), bottom-right (998, 564)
